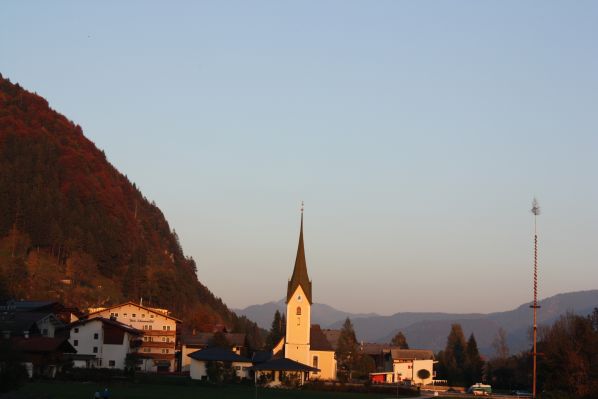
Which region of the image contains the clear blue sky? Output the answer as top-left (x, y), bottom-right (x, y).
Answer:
top-left (2, 1), bottom-right (597, 314)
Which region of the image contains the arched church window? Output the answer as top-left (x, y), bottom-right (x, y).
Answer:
top-left (296, 306), bottom-right (302, 315)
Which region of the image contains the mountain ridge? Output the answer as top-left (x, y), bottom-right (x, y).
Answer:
top-left (237, 289), bottom-right (598, 355)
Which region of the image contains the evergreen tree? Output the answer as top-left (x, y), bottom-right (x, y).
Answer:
top-left (390, 331), bottom-right (409, 349)
top-left (464, 333), bottom-right (483, 386)
top-left (266, 310), bottom-right (285, 349)
top-left (443, 323), bottom-right (467, 385)
top-left (336, 318), bottom-right (358, 381)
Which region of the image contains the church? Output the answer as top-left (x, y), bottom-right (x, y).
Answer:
top-left (272, 208), bottom-right (337, 380)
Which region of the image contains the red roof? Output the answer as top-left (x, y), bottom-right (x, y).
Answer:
top-left (12, 336), bottom-right (76, 353)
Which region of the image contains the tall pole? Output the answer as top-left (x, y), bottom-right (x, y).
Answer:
top-left (530, 198), bottom-right (540, 399)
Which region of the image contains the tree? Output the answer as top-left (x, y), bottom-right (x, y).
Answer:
top-left (266, 310), bottom-right (285, 349)
top-left (538, 313), bottom-right (598, 397)
top-left (390, 331), bottom-right (409, 349)
top-left (417, 368), bottom-right (431, 382)
top-left (209, 331), bottom-right (230, 349)
top-left (336, 318), bottom-right (359, 381)
top-left (492, 328), bottom-right (509, 359)
top-left (464, 333), bottom-right (484, 386)
top-left (442, 324), bottom-right (467, 385)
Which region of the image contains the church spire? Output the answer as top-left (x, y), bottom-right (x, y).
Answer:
top-left (287, 202), bottom-right (312, 304)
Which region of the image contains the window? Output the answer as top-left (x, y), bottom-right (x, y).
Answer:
top-left (162, 337), bottom-right (166, 342)
top-left (167, 326), bottom-right (170, 331)
top-left (148, 325), bottom-right (152, 330)
top-left (93, 347), bottom-right (98, 353)
top-left (143, 337), bottom-right (148, 342)
top-left (142, 314), bottom-right (145, 318)
top-left (42, 328), bottom-right (48, 336)
top-left (144, 348), bottom-right (151, 353)
top-left (74, 328), bottom-right (79, 333)
top-left (94, 333), bottom-right (99, 340)
top-left (123, 313), bottom-right (127, 317)
top-left (163, 326), bottom-right (166, 331)
top-left (108, 360), bottom-right (115, 367)
top-left (150, 315), bottom-right (154, 319)
top-left (73, 340), bottom-right (78, 347)
top-left (296, 306), bottom-right (301, 315)
top-left (313, 356), bottom-right (319, 369)
top-left (132, 314), bottom-right (136, 318)
top-left (297, 295), bottom-right (302, 301)
top-left (161, 349), bottom-right (169, 354)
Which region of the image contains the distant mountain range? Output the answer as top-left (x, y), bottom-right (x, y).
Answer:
top-left (235, 290), bottom-right (598, 356)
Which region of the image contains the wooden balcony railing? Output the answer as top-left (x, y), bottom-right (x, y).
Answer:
top-left (142, 330), bottom-right (176, 336)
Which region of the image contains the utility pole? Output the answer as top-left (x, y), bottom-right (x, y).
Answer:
top-left (530, 198), bottom-right (541, 399)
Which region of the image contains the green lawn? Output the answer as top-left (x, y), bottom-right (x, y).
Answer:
top-left (9, 381), bottom-right (414, 399)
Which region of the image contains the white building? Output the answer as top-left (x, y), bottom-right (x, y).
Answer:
top-left (180, 332), bottom-right (246, 373)
top-left (69, 317), bottom-right (141, 369)
top-left (389, 349), bottom-right (435, 385)
top-left (87, 302), bottom-right (180, 372)
top-left (188, 347), bottom-right (252, 381)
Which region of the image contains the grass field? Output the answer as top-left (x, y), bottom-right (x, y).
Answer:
top-left (7, 381), bottom-right (416, 399)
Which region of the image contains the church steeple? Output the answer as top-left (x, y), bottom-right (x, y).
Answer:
top-left (287, 203), bottom-right (312, 304)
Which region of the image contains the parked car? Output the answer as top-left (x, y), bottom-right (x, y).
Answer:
top-left (468, 383), bottom-right (492, 396)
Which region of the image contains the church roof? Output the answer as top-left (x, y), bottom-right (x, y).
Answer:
top-left (287, 212), bottom-right (312, 304)
top-left (310, 325), bottom-right (334, 351)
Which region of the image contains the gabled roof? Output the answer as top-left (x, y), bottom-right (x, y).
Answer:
top-left (86, 301), bottom-right (182, 322)
top-left (359, 342), bottom-right (391, 355)
top-left (188, 347), bottom-right (251, 363)
top-left (180, 332), bottom-right (246, 347)
top-left (0, 312), bottom-right (62, 336)
top-left (287, 212), bottom-right (312, 304)
top-left (310, 325), bottom-right (334, 351)
top-left (390, 349), bottom-right (435, 361)
top-left (12, 336), bottom-right (76, 353)
top-left (70, 317), bottom-right (142, 335)
top-left (251, 357), bottom-right (319, 372)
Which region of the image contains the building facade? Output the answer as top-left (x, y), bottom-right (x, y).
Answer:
top-left (69, 317), bottom-right (141, 369)
top-left (87, 302), bottom-right (180, 372)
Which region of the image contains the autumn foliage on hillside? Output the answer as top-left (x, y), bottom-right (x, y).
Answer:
top-left (0, 74), bottom-right (262, 347)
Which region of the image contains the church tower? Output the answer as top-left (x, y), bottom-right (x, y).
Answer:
top-left (284, 204), bottom-right (312, 366)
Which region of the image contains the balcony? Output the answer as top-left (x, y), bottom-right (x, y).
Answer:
top-left (142, 330), bottom-right (176, 336)
top-left (140, 341), bottom-right (175, 349)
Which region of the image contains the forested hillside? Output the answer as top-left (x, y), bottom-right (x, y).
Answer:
top-left (0, 74), bottom-right (262, 347)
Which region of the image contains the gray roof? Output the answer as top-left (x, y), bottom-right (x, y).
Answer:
top-left (188, 347), bottom-right (251, 362)
top-left (390, 349), bottom-right (434, 360)
top-left (180, 332), bottom-right (246, 347)
top-left (359, 342), bottom-right (390, 355)
top-left (0, 312), bottom-right (61, 336)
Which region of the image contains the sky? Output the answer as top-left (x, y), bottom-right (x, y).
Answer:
top-left (1, 1), bottom-right (597, 315)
